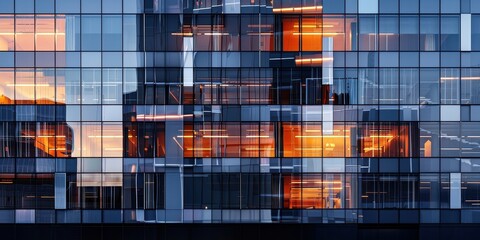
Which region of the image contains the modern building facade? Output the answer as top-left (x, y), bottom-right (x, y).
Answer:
top-left (1, 0), bottom-right (480, 239)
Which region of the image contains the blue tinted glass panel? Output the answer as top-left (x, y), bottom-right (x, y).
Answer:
top-left (400, 0), bottom-right (419, 13)
top-left (0, 52), bottom-right (14, 67)
top-left (81, 15), bottom-right (101, 50)
top-left (102, 15), bottom-right (122, 51)
top-left (35, 0), bottom-right (54, 13)
top-left (420, 16), bottom-right (440, 51)
top-left (123, 0), bottom-right (144, 13)
top-left (0, 0), bottom-right (14, 13)
top-left (81, 0), bottom-right (101, 13)
top-left (441, 0), bottom-right (460, 13)
top-left (441, 16), bottom-right (460, 51)
top-left (472, 16), bottom-right (480, 50)
top-left (380, 0), bottom-right (398, 13)
top-left (323, 0), bottom-right (345, 13)
top-left (15, 0), bottom-right (34, 13)
top-left (102, 0), bottom-right (122, 13)
top-left (420, 0), bottom-right (439, 13)
top-left (56, 0), bottom-right (80, 13)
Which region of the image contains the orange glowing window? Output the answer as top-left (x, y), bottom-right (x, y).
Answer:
top-left (283, 174), bottom-right (343, 209)
top-left (300, 17), bottom-right (323, 51)
top-left (56, 123), bottom-right (73, 158)
top-left (273, 5), bottom-right (323, 14)
top-left (34, 123), bottom-right (73, 158)
top-left (282, 123), bottom-right (302, 157)
top-left (282, 123), bottom-right (350, 157)
top-left (15, 15), bottom-right (34, 51)
top-left (102, 123), bottom-right (123, 157)
top-left (15, 69), bottom-right (35, 104)
top-left (35, 15), bottom-right (55, 51)
top-left (0, 69), bottom-right (14, 104)
top-left (36, 123), bottom-right (56, 157)
top-left (281, 14), bottom-right (349, 52)
top-left (283, 123), bottom-right (412, 158)
top-left (282, 17), bottom-right (300, 51)
top-left (241, 123), bottom-right (275, 157)
top-left (0, 15), bottom-right (14, 51)
top-left (81, 123), bottom-right (102, 157)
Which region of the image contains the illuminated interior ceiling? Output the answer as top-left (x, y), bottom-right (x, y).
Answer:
top-left (277, 5), bottom-right (345, 62)
top-left (282, 123), bottom-right (410, 158)
top-left (0, 15), bottom-right (14, 51)
top-left (32, 125), bottom-right (72, 158)
top-left (176, 123), bottom-right (411, 158)
top-left (0, 69), bottom-right (59, 104)
top-left (284, 175), bottom-right (344, 209)
top-left (0, 16), bottom-right (67, 104)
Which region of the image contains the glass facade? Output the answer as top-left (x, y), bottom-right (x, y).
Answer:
top-left (0, 0), bottom-right (480, 226)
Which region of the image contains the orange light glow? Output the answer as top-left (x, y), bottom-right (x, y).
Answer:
top-left (293, 24), bottom-right (335, 28)
top-left (283, 123), bottom-right (411, 158)
top-left (292, 32), bottom-right (344, 36)
top-left (284, 175), bottom-right (344, 209)
top-left (273, 5), bottom-right (323, 13)
top-left (294, 57), bottom-right (334, 66)
top-left (171, 32), bottom-right (194, 36)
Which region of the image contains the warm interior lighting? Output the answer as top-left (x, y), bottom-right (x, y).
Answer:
top-left (88, 135), bottom-right (123, 138)
top-left (245, 135), bottom-right (271, 138)
top-left (176, 135), bottom-right (194, 138)
top-left (37, 135), bottom-right (66, 138)
top-left (186, 148), bottom-right (212, 151)
top-left (294, 57), bottom-right (334, 66)
top-left (424, 140), bottom-right (432, 157)
top-left (363, 147), bottom-right (384, 151)
top-left (291, 181), bottom-right (342, 184)
top-left (294, 148), bottom-right (323, 151)
top-left (0, 32), bottom-right (65, 35)
top-left (273, 5), bottom-right (323, 13)
top-left (202, 135), bottom-right (232, 138)
top-left (368, 135), bottom-right (394, 138)
top-left (171, 32), bottom-right (194, 36)
top-left (283, 123), bottom-right (411, 158)
top-left (104, 147), bottom-right (123, 151)
top-left (292, 32), bottom-right (344, 36)
top-left (284, 176), bottom-right (343, 209)
top-left (49, 148), bottom-right (66, 151)
top-left (293, 24), bottom-right (334, 28)
top-left (6, 83), bottom-right (50, 87)
top-left (244, 147), bottom-right (272, 151)
top-left (295, 135), bottom-right (348, 138)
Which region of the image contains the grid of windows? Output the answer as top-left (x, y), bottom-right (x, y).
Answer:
top-left (0, 0), bottom-right (480, 224)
